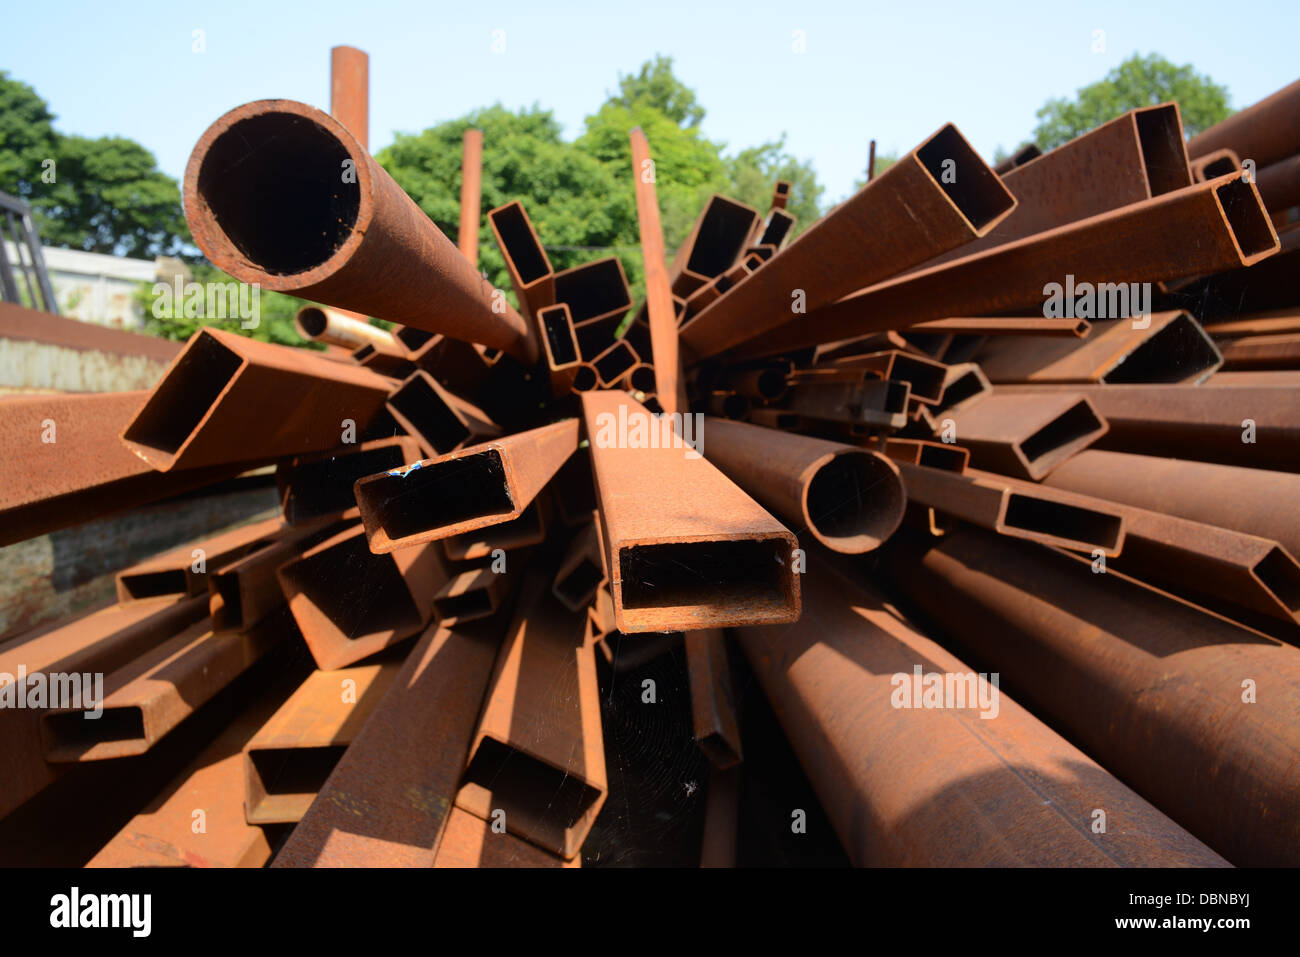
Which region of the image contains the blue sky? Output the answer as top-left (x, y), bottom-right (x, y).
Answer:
top-left (3, 0), bottom-right (1297, 204)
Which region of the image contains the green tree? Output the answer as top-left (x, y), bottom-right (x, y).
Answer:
top-left (36, 134), bottom-right (189, 257)
top-left (608, 55), bottom-right (705, 129)
top-left (1032, 53), bottom-right (1231, 150)
top-left (724, 136), bottom-right (823, 239)
top-left (0, 71), bottom-right (58, 199)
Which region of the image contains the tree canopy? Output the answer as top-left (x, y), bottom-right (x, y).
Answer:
top-left (1032, 53), bottom-right (1231, 150)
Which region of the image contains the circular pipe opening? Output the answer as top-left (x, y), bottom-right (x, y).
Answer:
top-left (803, 451), bottom-right (905, 554)
top-left (197, 113), bottom-right (360, 276)
top-left (571, 365), bottom-right (599, 393)
top-left (629, 365), bottom-right (656, 394)
top-left (757, 368), bottom-right (788, 401)
top-left (296, 306), bottom-right (328, 338)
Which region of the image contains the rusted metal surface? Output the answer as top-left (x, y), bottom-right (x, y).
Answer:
top-left (1256, 152), bottom-right (1300, 213)
top-left (209, 522), bottom-right (345, 631)
top-left (786, 368), bottom-right (910, 430)
top-left (0, 595), bottom-right (208, 820)
top-left (329, 45), bottom-right (368, 148)
top-left (433, 807), bottom-right (578, 867)
top-left (277, 436), bottom-right (420, 526)
top-left (352, 341), bottom-right (418, 381)
top-left (920, 105), bottom-right (1190, 272)
top-left (976, 312), bottom-right (1221, 384)
top-left (1190, 148), bottom-right (1241, 182)
top-left (992, 142), bottom-right (1041, 174)
top-left (681, 124), bottom-right (1015, 358)
top-left (889, 524), bottom-right (1300, 866)
top-left (384, 370), bottom-right (499, 459)
top-left (668, 194), bottom-right (761, 299)
top-left (699, 766), bottom-right (739, 868)
top-left (589, 339), bottom-right (638, 388)
top-left (1203, 309), bottom-right (1300, 338)
top-left (454, 565), bottom-right (605, 859)
top-left (273, 617), bottom-right (508, 867)
top-left (0, 390), bottom-right (253, 547)
top-left (1042, 449), bottom-right (1300, 561)
top-left (630, 128), bottom-right (683, 416)
top-left (488, 201), bottom-right (555, 322)
top-left (1186, 77), bottom-right (1300, 169)
top-left (581, 391), bottom-right (799, 633)
top-left (458, 129), bottom-right (484, 265)
top-left (873, 437), bottom-right (969, 472)
top-left (184, 99), bottom-right (537, 361)
top-left (553, 521), bottom-right (606, 612)
top-left (943, 391), bottom-right (1107, 479)
top-left (355, 419), bottom-right (578, 553)
top-left (276, 523), bottom-right (445, 670)
top-left (912, 317), bottom-right (1090, 337)
top-left (42, 610), bottom-right (288, 762)
top-left (822, 349), bottom-right (949, 403)
top-left (121, 327), bottom-right (391, 472)
top-left (1216, 332), bottom-right (1300, 369)
top-left (87, 671), bottom-right (296, 868)
top-left (554, 256), bottom-right (631, 326)
top-left (244, 660), bottom-right (402, 824)
top-left (734, 173), bottom-right (1279, 359)
top-left (115, 516), bottom-right (282, 601)
top-left (293, 305), bottom-right (396, 351)
top-left (536, 303), bottom-right (582, 396)
top-left (738, 554), bottom-right (1229, 866)
top-left (685, 628), bottom-right (741, 769)
top-left (702, 417), bottom-right (905, 554)
top-left (433, 566), bottom-right (511, 626)
top-left (995, 382), bottom-right (1300, 471)
top-left (442, 493), bottom-right (552, 561)
top-left (900, 462), bottom-right (1125, 555)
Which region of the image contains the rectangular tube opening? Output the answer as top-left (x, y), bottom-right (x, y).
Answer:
top-left (1104, 314), bottom-right (1222, 384)
top-left (685, 198), bottom-right (758, 278)
top-left (283, 536), bottom-right (422, 639)
top-left (1255, 547), bottom-right (1300, 616)
top-left (122, 333), bottom-right (243, 461)
top-left (916, 124), bottom-right (1016, 233)
top-left (396, 327), bottom-right (435, 350)
top-left (1003, 494), bottom-right (1123, 550)
top-left (285, 444), bottom-right (411, 523)
top-left (249, 745), bottom-right (347, 802)
top-left (387, 375), bottom-right (470, 454)
top-left (555, 558), bottom-right (604, 606)
top-left (490, 203), bottom-right (551, 284)
top-left (118, 569), bottom-right (189, 600)
top-left (619, 538), bottom-right (793, 616)
top-left (463, 736), bottom-right (602, 835)
top-left (362, 450), bottom-right (514, 544)
top-left (434, 588), bottom-right (495, 622)
top-left (540, 306), bottom-right (580, 367)
top-left (1215, 178), bottom-right (1279, 261)
top-left (759, 209), bottom-right (795, 247)
top-left (554, 259), bottom-right (631, 322)
top-left (45, 707), bottom-right (146, 754)
top-left (939, 369), bottom-right (988, 409)
top-left (1019, 402), bottom-right (1104, 468)
top-left (1135, 105), bottom-right (1192, 196)
top-left (916, 444), bottom-right (969, 472)
top-left (443, 499), bottom-right (545, 560)
top-left (593, 342), bottom-right (636, 384)
top-left (892, 356), bottom-right (948, 401)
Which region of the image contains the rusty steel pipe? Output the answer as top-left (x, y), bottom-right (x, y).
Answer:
top-left (41, 611), bottom-right (287, 762)
top-left (329, 45), bottom-right (368, 149)
top-left (244, 660), bottom-right (402, 824)
top-left (454, 565), bottom-right (605, 860)
top-left (433, 807), bottom-right (578, 868)
top-left (1190, 148), bottom-right (1241, 182)
top-left (1041, 449), bottom-right (1300, 561)
top-left (442, 492), bottom-right (552, 561)
top-left (1186, 77), bottom-right (1300, 169)
top-left (354, 418), bottom-right (578, 553)
top-left (681, 124), bottom-right (1016, 358)
top-left (581, 391), bottom-right (800, 633)
top-left (888, 525), bottom-right (1300, 866)
top-left (552, 521), bottom-right (607, 612)
top-left (458, 129), bottom-right (483, 264)
top-left (900, 462), bottom-right (1125, 556)
top-left (432, 566), bottom-right (512, 626)
top-left (1256, 152), bottom-right (1300, 213)
top-left (276, 436), bottom-right (421, 526)
top-left (974, 312), bottom-right (1222, 385)
top-left (273, 617), bottom-right (509, 867)
top-left (488, 200), bottom-right (555, 322)
top-left (913, 316), bottom-right (1091, 337)
top-left (701, 417), bottom-right (905, 554)
top-left (385, 369), bottom-right (499, 459)
top-left (993, 382), bottom-right (1300, 471)
top-left (822, 349), bottom-right (950, 403)
top-left (685, 628), bottom-right (742, 769)
top-left (737, 555), bottom-right (1228, 866)
top-left (630, 127), bottom-right (683, 416)
top-left (733, 173), bottom-right (1279, 359)
top-left (943, 391), bottom-right (1108, 479)
top-left (276, 523), bottom-right (445, 670)
top-left (1217, 333), bottom-right (1300, 370)
top-left (209, 522), bottom-right (345, 632)
top-left (115, 516), bottom-right (283, 602)
top-left (184, 99), bottom-right (537, 362)
top-left (121, 327), bottom-right (391, 472)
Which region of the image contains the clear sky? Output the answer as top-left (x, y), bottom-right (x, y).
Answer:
top-left (3, 0), bottom-right (1297, 204)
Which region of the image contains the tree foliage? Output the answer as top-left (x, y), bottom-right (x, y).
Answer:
top-left (608, 55), bottom-right (706, 129)
top-left (0, 72), bottom-right (190, 257)
top-left (1033, 53), bottom-right (1231, 150)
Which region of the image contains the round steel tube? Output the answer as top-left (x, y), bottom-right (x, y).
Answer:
top-left (294, 305), bottom-right (397, 351)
